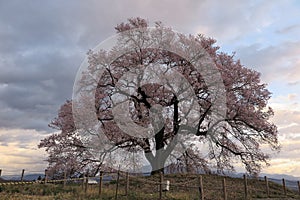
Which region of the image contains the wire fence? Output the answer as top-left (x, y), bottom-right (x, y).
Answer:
top-left (0, 168), bottom-right (300, 199)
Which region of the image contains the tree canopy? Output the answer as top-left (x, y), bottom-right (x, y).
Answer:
top-left (39, 18), bottom-right (280, 177)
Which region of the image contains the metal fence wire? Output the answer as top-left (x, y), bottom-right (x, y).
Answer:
top-left (0, 169), bottom-right (300, 199)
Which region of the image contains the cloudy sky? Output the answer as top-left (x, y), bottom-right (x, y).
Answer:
top-left (0, 0), bottom-right (299, 177)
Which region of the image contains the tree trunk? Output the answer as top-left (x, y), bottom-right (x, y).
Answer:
top-left (149, 155), bottom-right (166, 175)
top-left (151, 168), bottom-right (164, 175)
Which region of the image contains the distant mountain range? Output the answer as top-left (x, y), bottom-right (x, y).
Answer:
top-left (261, 173), bottom-right (300, 191)
top-left (0, 173), bottom-right (44, 181)
top-left (226, 172), bottom-right (300, 181)
top-left (0, 177), bottom-right (9, 183)
top-left (223, 172), bottom-right (300, 191)
top-left (259, 173), bottom-right (300, 181)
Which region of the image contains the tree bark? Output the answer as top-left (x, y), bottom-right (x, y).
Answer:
top-left (150, 167), bottom-right (164, 175)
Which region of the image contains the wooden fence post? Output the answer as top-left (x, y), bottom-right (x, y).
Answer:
top-left (159, 172), bottom-right (163, 200)
top-left (84, 176), bottom-right (88, 194)
top-left (264, 176), bottom-right (269, 197)
top-left (115, 170), bottom-right (120, 200)
top-left (297, 181), bottom-right (300, 195)
top-left (243, 174), bottom-right (248, 200)
top-left (0, 169), bottom-right (2, 177)
top-left (85, 170), bottom-right (89, 194)
top-left (21, 169), bottom-right (25, 182)
top-left (125, 172), bottom-right (129, 196)
top-left (82, 173), bottom-right (85, 189)
top-left (63, 168), bottom-right (67, 188)
top-left (99, 171), bottom-right (103, 197)
top-left (282, 178), bottom-right (287, 196)
top-left (44, 169), bottom-right (48, 184)
top-left (198, 175), bottom-right (204, 200)
top-left (222, 178), bottom-right (227, 200)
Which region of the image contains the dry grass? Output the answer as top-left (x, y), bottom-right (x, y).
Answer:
top-left (0, 173), bottom-right (299, 199)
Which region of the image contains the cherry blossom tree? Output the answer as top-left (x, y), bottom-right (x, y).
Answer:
top-left (38, 101), bottom-right (99, 178)
top-left (39, 18), bottom-right (280, 176)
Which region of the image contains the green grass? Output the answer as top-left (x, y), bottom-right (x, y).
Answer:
top-left (0, 174), bottom-right (299, 199)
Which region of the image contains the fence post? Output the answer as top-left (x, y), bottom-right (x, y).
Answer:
top-left (21, 169), bottom-right (25, 182)
top-left (264, 176), bottom-right (269, 197)
top-left (243, 174), bottom-right (248, 200)
top-left (99, 171), bottom-right (103, 197)
top-left (84, 175), bottom-right (88, 194)
top-left (63, 168), bottom-right (67, 188)
top-left (125, 172), bottom-right (129, 196)
top-left (115, 170), bottom-right (120, 200)
top-left (282, 178), bottom-right (287, 196)
top-left (0, 169), bottom-right (2, 176)
top-left (44, 169), bottom-right (48, 184)
top-left (297, 181), bottom-right (300, 195)
top-left (82, 173), bottom-right (85, 189)
top-left (198, 175), bottom-right (204, 200)
top-left (85, 170), bottom-right (89, 194)
top-left (222, 178), bottom-right (227, 200)
top-left (159, 172), bottom-right (163, 200)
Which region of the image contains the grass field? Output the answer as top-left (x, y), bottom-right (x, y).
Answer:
top-left (0, 173), bottom-right (299, 199)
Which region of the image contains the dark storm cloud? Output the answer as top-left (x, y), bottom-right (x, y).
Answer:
top-left (0, 0), bottom-right (209, 132)
top-left (0, 42), bottom-right (80, 130)
top-left (0, 1), bottom-right (103, 131)
top-left (1, 0), bottom-right (299, 133)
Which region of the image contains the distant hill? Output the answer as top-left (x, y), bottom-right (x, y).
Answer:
top-left (223, 172), bottom-right (300, 192)
top-left (221, 172), bottom-right (300, 181)
top-left (0, 173), bottom-right (44, 181)
top-left (0, 177), bottom-right (8, 183)
top-left (260, 173), bottom-right (300, 181)
top-left (1, 171), bottom-right (299, 191)
top-left (1, 173), bottom-right (299, 199)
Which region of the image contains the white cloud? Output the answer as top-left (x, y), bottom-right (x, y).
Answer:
top-left (260, 92), bottom-right (300, 177)
top-left (0, 129), bottom-right (49, 175)
top-left (235, 41), bottom-right (300, 83)
top-left (263, 158), bottom-right (300, 177)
